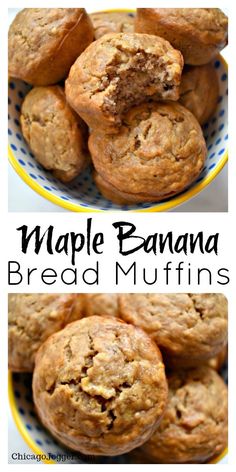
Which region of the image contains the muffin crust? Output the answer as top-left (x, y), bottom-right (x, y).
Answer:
top-left (65, 33), bottom-right (183, 133)
top-left (89, 101), bottom-right (206, 200)
top-left (90, 11), bottom-right (135, 39)
top-left (8, 293), bottom-right (79, 372)
top-left (179, 63), bottom-right (219, 125)
top-left (135, 8), bottom-right (228, 65)
top-left (33, 316), bottom-right (168, 455)
top-left (141, 367), bottom-right (228, 463)
top-left (20, 86), bottom-right (89, 182)
top-left (8, 8), bottom-right (94, 85)
top-left (119, 293), bottom-right (228, 366)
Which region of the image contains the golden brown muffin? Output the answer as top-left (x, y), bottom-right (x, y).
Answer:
top-left (119, 294), bottom-right (228, 367)
top-left (20, 86), bottom-right (89, 183)
top-left (8, 8), bottom-right (94, 86)
top-left (81, 294), bottom-right (120, 318)
top-left (89, 102), bottom-right (206, 201)
top-left (94, 170), bottom-right (156, 205)
top-left (135, 8), bottom-right (228, 65)
top-left (179, 63), bottom-right (219, 125)
top-left (8, 293), bottom-right (80, 372)
top-left (33, 316), bottom-right (168, 456)
top-left (90, 11), bottom-right (135, 39)
top-left (140, 367), bottom-right (228, 463)
top-left (65, 33), bottom-right (183, 133)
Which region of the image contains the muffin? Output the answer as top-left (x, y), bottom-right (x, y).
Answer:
top-left (33, 316), bottom-right (168, 456)
top-left (94, 170), bottom-right (156, 205)
top-left (135, 8), bottom-right (228, 65)
top-left (89, 102), bottom-right (206, 201)
top-left (8, 8), bottom-right (94, 85)
top-left (20, 86), bottom-right (89, 183)
top-left (65, 33), bottom-right (183, 133)
top-left (207, 345), bottom-right (227, 371)
top-left (179, 63), bottom-right (219, 125)
top-left (90, 11), bottom-right (135, 39)
top-left (8, 293), bottom-right (80, 372)
top-left (119, 293), bottom-right (228, 367)
top-left (141, 367), bottom-right (228, 463)
top-left (81, 293), bottom-right (120, 318)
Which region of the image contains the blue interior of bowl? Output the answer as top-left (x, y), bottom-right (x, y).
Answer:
top-left (8, 57), bottom-right (228, 211)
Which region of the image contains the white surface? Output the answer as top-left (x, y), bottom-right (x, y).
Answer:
top-left (8, 161), bottom-right (228, 212)
top-left (8, 408), bottom-right (39, 464)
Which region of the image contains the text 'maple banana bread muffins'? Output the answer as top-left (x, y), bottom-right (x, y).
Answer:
top-left (139, 367), bottom-right (228, 463)
top-left (89, 101), bottom-right (206, 202)
top-left (65, 33), bottom-right (183, 133)
top-left (20, 86), bottom-right (90, 183)
top-left (8, 8), bottom-right (94, 86)
top-left (135, 8), bottom-right (228, 65)
top-left (179, 63), bottom-right (219, 125)
top-left (8, 293), bottom-right (81, 372)
top-left (90, 11), bottom-right (135, 39)
top-left (119, 293), bottom-right (228, 367)
top-left (33, 316), bottom-right (168, 456)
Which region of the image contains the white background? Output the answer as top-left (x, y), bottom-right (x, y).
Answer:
top-left (2, 1), bottom-right (235, 470)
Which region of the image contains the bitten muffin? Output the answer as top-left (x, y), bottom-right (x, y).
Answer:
top-left (20, 86), bottom-right (90, 182)
top-left (81, 293), bottom-right (120, 318)
top-left (94, 170), bottom-right (156, 205)
top-left (135, 8), bottom-right (228, 65)
top-left (119, 294), bottom-right (228, 367)
top-left (8, 8), bottom-right (94, 85)
top-left (90, 11), bottom-right (135, 39)
top-left (89, 102), bottom-right (206, 201)
top-left (179, 63), bottom-right (219, 125)
top-left (65, 33), bottom-right (183, 133)
top-left (8, 293), bottom-right (80, 372)
top-left (33, 316), bottom-right (168, 456)
top-left (140, 367), bottom-right (228, 463)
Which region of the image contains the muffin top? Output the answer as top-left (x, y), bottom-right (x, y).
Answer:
top-left (119, 293), bottom-right (228, 365)
top-left (8, 293), bottom-right (79, 372)
top-left (89, 101), bottom-right (206, 198)
top-left (33, 316), bottom-right (168, 456)
top-left (90, 11), bottom-right (135, 39)
top-left (20, 86), bottom-right (89, 182)
top-left (141, 367), bottom-right (228, 463)
top-left (8, 8), bottom-right (94, 85)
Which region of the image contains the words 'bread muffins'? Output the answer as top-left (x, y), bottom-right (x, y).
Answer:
top-left (135, 8), bottom-right (228, 65)
top-left (33, 316), bottom-right (168, 456)
top-left (65, 33), bottom-right (183, 133)
top-left (8, 8), bottom-right (94, 85)
top-left (20, 86), bottom-right (90, 183)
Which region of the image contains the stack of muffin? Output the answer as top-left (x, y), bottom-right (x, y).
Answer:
top-left (8, 8), bottom-right (228, 204)
top-left (8, 293), bottom-right (228, 463)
